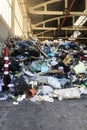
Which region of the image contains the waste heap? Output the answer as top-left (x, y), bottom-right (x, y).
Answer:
top-left (0, 37), bottom-right (87, 104)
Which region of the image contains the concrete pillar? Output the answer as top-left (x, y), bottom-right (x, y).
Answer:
top-left (23, 17), bottom-right (28, 38)
top-left (11, 0), bottom-right (15, 34)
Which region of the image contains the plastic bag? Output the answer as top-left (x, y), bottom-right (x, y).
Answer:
top-left (73, 61), bottom-right (86, 74)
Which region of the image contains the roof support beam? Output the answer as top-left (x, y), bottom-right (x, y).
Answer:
top-left (29, 10), bottom-right (63, 15)
top-left (70, 11), bottom-right (87, 16)
top-left (72, 16), bottom-right (75, 26)
top-left (32, 26), bottom-right (87, 31)
top-left (32, 14), bottom-right (86, 28)
top-left (29, 9), bottom-right (87, 16)
top-left (32, 27), bottom-right (57, 30)
top-left (65, 0), bottom-right (68, 11)
top-left (85, 0), bottom-right (87, 11)
top-left (61, 27), bottom-right (87, 31)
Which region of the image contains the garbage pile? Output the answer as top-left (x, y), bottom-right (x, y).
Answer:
top-left (0, 37), bottom-right (87, 104)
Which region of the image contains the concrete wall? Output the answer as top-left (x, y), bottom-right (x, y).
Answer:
top-left (0, 15), bottom-right (13, 56)
top-left (0, 15), bottom-right (13, 41)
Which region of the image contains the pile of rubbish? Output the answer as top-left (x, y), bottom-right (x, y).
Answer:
top-left (0, 37), bottom-right (87, 105)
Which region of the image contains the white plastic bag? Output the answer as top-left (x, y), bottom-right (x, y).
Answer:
top-left (73, 61), bottom-right (86, 74)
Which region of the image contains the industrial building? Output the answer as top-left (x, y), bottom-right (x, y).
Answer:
top-left (0, 0), bottom-right (87, 41)
top-left (0, 0), bottom-right (87, 130)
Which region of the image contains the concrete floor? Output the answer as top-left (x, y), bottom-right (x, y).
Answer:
top-left (0, 98), bottom-right (87, 130)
